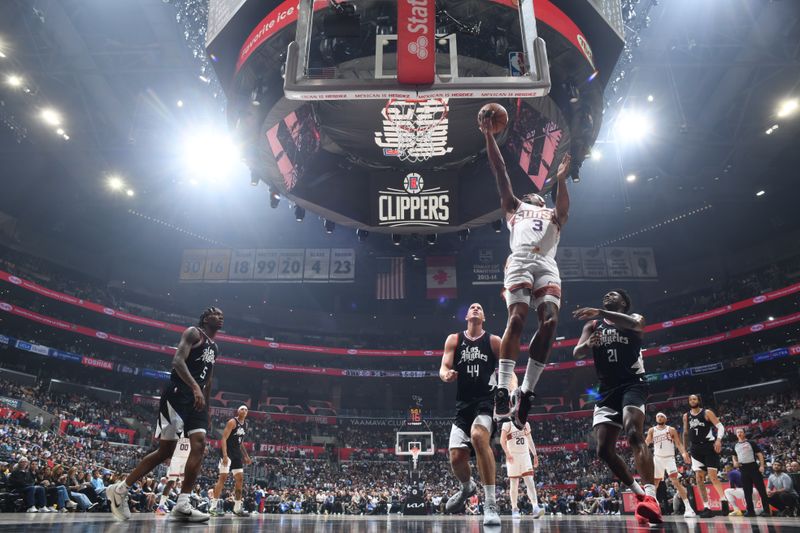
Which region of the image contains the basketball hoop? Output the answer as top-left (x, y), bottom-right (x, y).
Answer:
top-left (383, 98), bottom-right (449, 163)
top-left (410, 446), bottom-right (421, 470)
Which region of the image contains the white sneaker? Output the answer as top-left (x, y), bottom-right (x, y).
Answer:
top-left (107, 482), bottom-right (131, 521)
top-left (483, 504), bottom-right (501, 526)
top-left (170, 504), bottom-right (210, 523)
top-left (532, 505), bottom-right (545, 518)
top-left (40, 507), bottom-right (55, 513)
top-left (26, 506), bottom-right (38, 513)
top-left (684, 506), bottom-right (697, 518)
top-left (512, 509), bottom-right (521, 519)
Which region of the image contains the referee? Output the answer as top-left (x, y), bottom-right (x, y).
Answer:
top-left (731, 428), bottom-right (770, 517)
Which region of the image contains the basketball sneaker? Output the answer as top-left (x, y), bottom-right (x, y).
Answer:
top-left (493, 387), bottom-right (511, 422)
top-left (233, 508), bottom-right (250, 517)
top-left (532, 505), bottom-right (544, 518)
top-left (483, 503), bottom-right (501, 526)
top-left (634, 494), bottom-right (663, 525)
top-left (699, 508), bottom-right (714, 518)
top-left (683, 505), bottom-right (697, 518)
top-left (510, 388), bottom-right (535, 429)
top-left (728, 509), bottom-right (742, 517)
top-left (155, 505), bottom-right (168, 516)
top-left (170, 504), bottom-right (210, 523)
top-left (106, 482), bottom-right (131, 521)
top-left (445, 480), bottom-right (476, 514)
top-left (511, 509), bottom-right (521, 519)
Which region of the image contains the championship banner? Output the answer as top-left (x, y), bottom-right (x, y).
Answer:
top-left (555, 247), bottom-right (582, 278)
top-left (426, 256), bottom-right (457, 299)
top-left (605, 247), bottom-right (633, 278)
top-left (629, 247), bottom-right (658, 278)
top-left (471, 249), bottom-right (504, 285)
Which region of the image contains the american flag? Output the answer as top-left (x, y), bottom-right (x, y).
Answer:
top-left (376, 257), bottom-right (405, 300)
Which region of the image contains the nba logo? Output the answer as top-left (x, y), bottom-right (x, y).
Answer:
top-left (403, 173), bottom-right (424, 194)
top-left (508, 52), bottom-right (526, 77)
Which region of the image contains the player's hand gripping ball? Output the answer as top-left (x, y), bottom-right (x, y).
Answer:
top-left (478, 103), bottom-right (509, 134)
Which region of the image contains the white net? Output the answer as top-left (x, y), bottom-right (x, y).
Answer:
top-left (383, 98), bottom-right (449, 164)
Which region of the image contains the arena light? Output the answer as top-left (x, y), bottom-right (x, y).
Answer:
top-left (294, 205), bottom-right (305, 222)
top-left (614, 109), bottom-right (652, 142)
top-left (323, 219), bottom-right (335, 234)
top-left (181, 129), bottom-right (242, 184)
top-left (126, 189), bottom-right (135, 197)
top-left (356, 228), bottom-right (369, 242)
top-left (765, 124), bottom-right (779, 135)
top-left (176, 100), bottom-right (184, 108)
top-left (269, 186), bottom-right (280, 209)
top-left (756, 190), bottom-right (765, 197)
top-left (590, 148), bottom-right (602, 160)
top-left (426, 233), bottom-right (437, 245)
top-left (491, 219), bottom-right (503, 233)
top-left (626, 174), bottom-right (637, 182)
top-left (107, 175), bottom-right (124, 191)
top-left (458, 229), bottom-right (470, 242)
top-left (777, 98), bottom-right (798, 118)
top-left (391, 234), bottom-right (402, 246)
top-left (7, 74), bottom-right (22, 87)
top-left (647, 94), bottom-right (654, 102)
top-left (40, 108), bottom-right (62, 127)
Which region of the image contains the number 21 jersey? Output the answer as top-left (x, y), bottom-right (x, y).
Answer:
top-left (454, 331), bottom-right (497, 409)
top-left (590, 319), bottom-right (645, 391)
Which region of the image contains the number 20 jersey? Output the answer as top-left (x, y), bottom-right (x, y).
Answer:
top-left (590, 319), bottom-right (645, 391)
top-left (454, 331), bottom-right (497, 410)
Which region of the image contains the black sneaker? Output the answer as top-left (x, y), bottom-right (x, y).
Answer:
top-left (699, 508), bottom-right (714, 518)
top-left (493, 387), bottom-right (511, 422)
top-left (511, 388), bottom-right (535, 429)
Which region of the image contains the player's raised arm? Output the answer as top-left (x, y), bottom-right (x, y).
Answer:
top-left (573, 321), bottom-right (600, 359)
top-left (480, 114), bottom-right (519, 214)
top-left (439, 333), bottom-right (459, 383)
top-left (573, 308), bottom-right (645, 333)
top-left (553, 154), bottom-right (571, 227)
top-left (172, 327), bottom-right (204, 409)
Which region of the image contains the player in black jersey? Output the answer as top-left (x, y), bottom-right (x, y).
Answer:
top-left (211, 405), bottom-right (252, 517)
top-left (683, 394), bottom-right (726, 517)
top-left (439, 302), bottom-right (503, 526)
top-left (107, 306), bottom-right (223, 523)
top-left (573, 289), bottom-right (662, 525)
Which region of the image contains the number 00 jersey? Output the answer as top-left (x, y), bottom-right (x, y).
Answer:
top-left (591, 319), bottom-right (645, 391)
top-left (454, 331), bottom-right (497, 410)
top-left (170, 327), bottom-right (219, 392)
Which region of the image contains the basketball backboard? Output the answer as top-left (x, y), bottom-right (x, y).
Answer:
top-left (395, 431), bottom-right (434, 456)
top-left (284, 0), bottom-right (550, 100)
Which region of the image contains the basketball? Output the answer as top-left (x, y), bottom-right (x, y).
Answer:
top-left (478, 103), bottom-right (509, 134)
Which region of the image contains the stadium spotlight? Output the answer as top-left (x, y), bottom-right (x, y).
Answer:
top-left (7, 74), bottom-right (22, 87)
top-left (626, 174), bottom-right (637, 183)
top-left (567, 82), bottom-right (580, 103)
top-left (590, 148), bottom-right (602, 160)
top-left (269, 186), bottom-right (280, 208)
top-left (250, 170), bottom-right (260, 186)
top-left (125, 189), bottom-right (135, 197)
top-left (458, 229), bottom-right (470, 242)
top-left (491, 220), bottom-right (503, 233)
top-left (777, 98), bottom-right (798, 118)
top-left (391, 234), bottom-right (402, 246)
top-left (756, 190), bottom-right (765, 197)
top-left (323, 219), bottom-right (335, 234)
top-left (614, 109), bottom-right (651, 142)
top-left (182, 128), bottom-right (242, 184)
top-left (426, 233), bottom-right (438, 245)
top-left (356, 228), bottom-right (369, 242)
top-left (107, 175), bottom-right (124, 191)
top-left (40, 108), bottom-right (62, 127)
top-left (294, 205), bottom-right (305, 222)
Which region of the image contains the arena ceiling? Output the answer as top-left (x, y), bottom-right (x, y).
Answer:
top-left (0, 0), bottom-right (798, 263)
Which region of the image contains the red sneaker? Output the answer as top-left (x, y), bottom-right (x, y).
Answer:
top-left (635, 495), bottom-right (663, 525)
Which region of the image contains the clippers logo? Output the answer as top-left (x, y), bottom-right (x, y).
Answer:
top-left (8, 276), bottom-right (21, 285)
top-left (377, 173), bottom-right (450, 227)
top-left (96, 331), bottom-right (109, 339)
top-left (408, 35), bottom-right (429, 59)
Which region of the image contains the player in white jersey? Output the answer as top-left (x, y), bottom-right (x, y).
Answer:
top-left (645, 412), bottom-right (696, 517)
top-left (480, 109), bottom-right (572, 430)
top-left (499, 376), bottom-right (543, 518)
top-left (155, 437), bottom-right (191, 514)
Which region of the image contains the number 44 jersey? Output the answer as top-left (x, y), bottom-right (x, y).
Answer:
top-left (454, 330), bottom-right (497, 410)
top-left (590, 319), bottom-right (645, 391)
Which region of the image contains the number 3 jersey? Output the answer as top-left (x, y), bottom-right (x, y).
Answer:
top-left (454, 331), bottom-right (497, 410)
top-left (506, 201), bottom-right (561, 257)
top-left (590, 319), bottom-right (645, 391)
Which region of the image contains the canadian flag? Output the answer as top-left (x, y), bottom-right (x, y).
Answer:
top-left (426, 256), bottom-right (457, 299)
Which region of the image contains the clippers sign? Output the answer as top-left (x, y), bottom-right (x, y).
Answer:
top-left (373, 171), bottom-right (456, 228)
top-left (397, 0), bottom-right (435, 85)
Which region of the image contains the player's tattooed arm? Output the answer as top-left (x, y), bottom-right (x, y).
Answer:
top-left (553, 154), bottom-right (572, 227)
top-left (439, 334), bottom-right (459, 382)
top-left (573, 321), bottom-right (600, 359)
top-left (172, 327), bottom-right (205, 409)
top-left (480, 115), bottom-right (519, 213)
